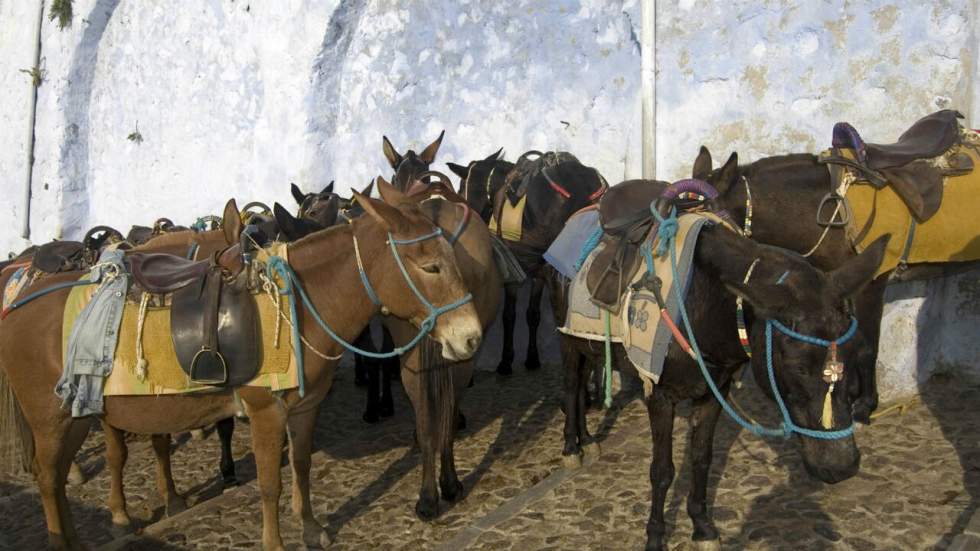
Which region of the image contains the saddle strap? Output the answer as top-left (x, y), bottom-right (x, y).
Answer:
top-left (202, 269), bottom-right (223, 354)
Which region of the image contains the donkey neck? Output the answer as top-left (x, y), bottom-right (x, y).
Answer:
top-left (286, 224), bottom-right (381, 357)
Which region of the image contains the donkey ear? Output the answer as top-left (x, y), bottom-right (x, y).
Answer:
top-left (831, 234), bottom-right (890, 298)
top-left (321, 181), bottom-right (334, 194)
top-left (419, 130), bottom-right (445, 164)
top-left (290, 183), bottom-right (307, 206)
top-left (353, 191), bottom-right (408, 233)
top-left (361, 179), bottom-right (375, 197)
top-left (485, 147), bottom-right (504, 161)
top-left (693, 146), bottom-right (713, 180)
top-left (714, 152), bottom-right (739, 195)
top-left (222, 198), bottom-right (243, 246)
top-left (447, 162), bottom-right (469, 178)
top-left (273, 202), bottom-right (307, 241)
top-left (375, 175), bottom-right (409, 206)
top-left (382, 136), bottom-right (403, 169)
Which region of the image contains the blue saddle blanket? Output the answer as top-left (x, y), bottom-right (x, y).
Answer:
top-left (544, 208), bottom-right (600, 279)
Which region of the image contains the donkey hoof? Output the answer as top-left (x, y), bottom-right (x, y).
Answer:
top-left (379, 402), bottom-right (395, 418)
top-left (525, 355), bottom-right (541, 371)
top-left (561, 453), bottom-right (583, 470)
top-left (222, 475), bottom-right (240, 489)
top-left (165, 496), bottom-right (188, 517)
top-left (496, 364), bottom-right (513, 376)
top-left (302, 525), bottom-right (332, 549)
top-left (362, 410), bottom-right (380, 424)
top-left (693, 539), bottom-right (721, 551)
top-left (67, 462), bottom-right (86, 486)
top-left (415, 497), bottom-right (440, 521)
top-left (109, 520), bottom-right (134, 538)
top-left (582, 442), bottom-right (601, 462)
top-left (441, 479), bottom-right (464, 502)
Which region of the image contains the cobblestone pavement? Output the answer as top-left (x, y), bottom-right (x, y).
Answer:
top-left (2, 366), bottom-right (979, 550)
top-left (1, 289), bottom-right (979, 550)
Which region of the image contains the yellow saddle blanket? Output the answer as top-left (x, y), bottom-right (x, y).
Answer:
top-left (489, 195), bottom-right (526, 241)
top-left (840, 141), bottom-right (980, 277)
top-left (62, 247), bottom-right (297, 396)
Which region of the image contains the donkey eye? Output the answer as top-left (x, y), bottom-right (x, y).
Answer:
top-left (421, 263), bottom-right (441, 274)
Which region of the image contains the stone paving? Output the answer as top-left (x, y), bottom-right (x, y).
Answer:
top-left (2, 365), bottom-right (979, 550)
top-left (1, 289), bottom-right (979, 550)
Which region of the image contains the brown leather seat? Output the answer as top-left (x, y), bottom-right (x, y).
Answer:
top-left (865, 110), bottom-right (963, 169)
top-left (599, 179), bottom-right (669, 236)
top-left (127, 253), bottom-right (211, 294)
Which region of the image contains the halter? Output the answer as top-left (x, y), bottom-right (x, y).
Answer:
top-left (264, 225), bottom-right (473, 367)
top-left (653, 205), bottom-right (857, 440)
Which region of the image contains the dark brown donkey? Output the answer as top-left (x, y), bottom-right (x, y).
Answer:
top-left (374, 173), bottom-right (502, 518)
top-left (0, 194), bottom-right (482, 550)
top-left (450, 150), bottom-right (607, 375)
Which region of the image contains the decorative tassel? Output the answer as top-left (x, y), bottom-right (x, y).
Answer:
top-left (821, 385), bottom-right (835, 429)
top-left (134, 292), bottom-right (150, 381)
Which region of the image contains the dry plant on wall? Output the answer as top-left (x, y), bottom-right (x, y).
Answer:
top-left (50, 0), bottom-right (73, 30)
top-left (19, 60), bottom-right (46, 87)
top-left (127, 122), bottom-right (143, 144)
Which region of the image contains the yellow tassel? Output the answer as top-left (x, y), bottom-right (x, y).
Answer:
top-left (135, 358), bottom-right (148, 382)
top-left (821, 385), bottom-right (834, 429)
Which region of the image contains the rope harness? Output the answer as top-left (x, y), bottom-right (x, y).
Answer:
top-left (652, 205), bottom-right (857, 440)
top-left (261, 226), bottom-right (474, 396)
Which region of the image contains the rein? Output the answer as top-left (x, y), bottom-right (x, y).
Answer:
top-left (264, 227), bottom-right (473, 370)
top-left (652, 205), bottom-right (856, 440)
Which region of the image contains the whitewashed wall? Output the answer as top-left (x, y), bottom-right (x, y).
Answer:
top-left (0, 0), bottom-right (977, 400)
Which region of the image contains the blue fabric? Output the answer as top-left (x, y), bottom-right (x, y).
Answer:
top-left (544, 209), bottom-right (600, 279)
top-left (55, 249), bottom-right (128, 417)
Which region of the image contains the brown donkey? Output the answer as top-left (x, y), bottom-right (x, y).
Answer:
top-left (375, 173), bottom-right (502, 518)
top-left (0, 194), bottom-right (482, 550)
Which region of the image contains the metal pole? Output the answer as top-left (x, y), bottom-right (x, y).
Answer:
top-left (641, 0), bottom-right (656, 179)
top-left (22, 0), bottom-right (45, 239)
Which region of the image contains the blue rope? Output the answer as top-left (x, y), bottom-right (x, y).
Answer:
top-left (657, 206), bottom-right (855, 441)
top-left (263, 230), bottom-right (473, 364)
top-left (769, 318), bottom-right (857, 348)
top-left (573, 226), bottom-right (604, 272)
top-left (2, 279), bottom-right (100, 318)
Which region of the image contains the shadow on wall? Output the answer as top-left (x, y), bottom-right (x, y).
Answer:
top-left (56, 0), bottom-right (122, 240)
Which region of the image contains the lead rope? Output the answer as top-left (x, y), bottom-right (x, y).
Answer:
top-left (603, 310), bottom-right (612, 408)
top-left (134, 292), bottom-right (151, 381)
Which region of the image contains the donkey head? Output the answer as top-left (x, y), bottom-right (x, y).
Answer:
top-left (447, 148), bottom-right (506, 222)
top-left (291, 182), bottom-right (342, 229)
top-left (352, 190), bottom-right (481, 360)
top-left (699, 227), bottom-right (889, 483)
top-left (382, 131), bottom-right (445, 192)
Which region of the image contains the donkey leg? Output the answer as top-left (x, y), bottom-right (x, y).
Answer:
top-left (496, 285), bottom-right (518, 375)
top-left (686, 392), bottom-right (725, 547)
top-left (216, 417), bottom-right (238, 488)
top-left (288, 407), bottom-right (331, 549)
top-left (36, 419), bottom-right (90, 550)
top-left (363, 360), bottom-right (382, 424)
top-left (644, 386), bottom-right (676, 551)
top-left (560, 341), bottom-right (584, 467)
top-left (379, 337), bottom-right (396, 418)
top-left (150, 434), bottom-right (186, 516)
top-left (438, 403), bottom-right (464, 502)
top-left (246, 397), bottom-right (288, 551)
top-left (524, 276), bottom-right (545, 371)
top-left (102, 422), bottom-right (134, 536)
top-left (852, 277), bottom-right (887, 424)
top-left (353, 329), bottom-right (371, 387)
top-left (578, 359), bottom-right (601, 460)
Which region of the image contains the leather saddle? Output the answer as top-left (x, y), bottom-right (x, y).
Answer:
top-left (586, 180), bottom-right (669, 313)
top-left (31, 225), bottom-right (126, 274)
top-left (127, 250), bottom-right (259, 387)
top-left (825, 110), bottom-right (973, 222)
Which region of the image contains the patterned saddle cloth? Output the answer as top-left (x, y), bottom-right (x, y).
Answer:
top-left (558, 213), bottom-right (722, 382)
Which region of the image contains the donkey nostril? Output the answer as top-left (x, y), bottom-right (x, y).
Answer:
top-left (466, 335), bottom-right (481, 353)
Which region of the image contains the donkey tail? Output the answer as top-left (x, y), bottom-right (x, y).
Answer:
top-left (0, 367), bottom-right (34, 475)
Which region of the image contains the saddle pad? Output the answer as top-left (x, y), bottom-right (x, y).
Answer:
top-left (560, 213), bottom-right (718, 382)
top-left (489, 195), bottom-right (526, 241)
top-left (60, 247), bottom-right (297, 396)
top-left (844, 145), bottom-right (980, 277)
top-left (544, 206), bottom-right (600, 279)
top-left (2, 267), bottom-right (31, 309)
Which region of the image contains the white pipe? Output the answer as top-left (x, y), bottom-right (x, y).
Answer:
top-left (22, 0), bottom-right (45, 240)
top-left (641, 0), bottom-right (656, 179)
